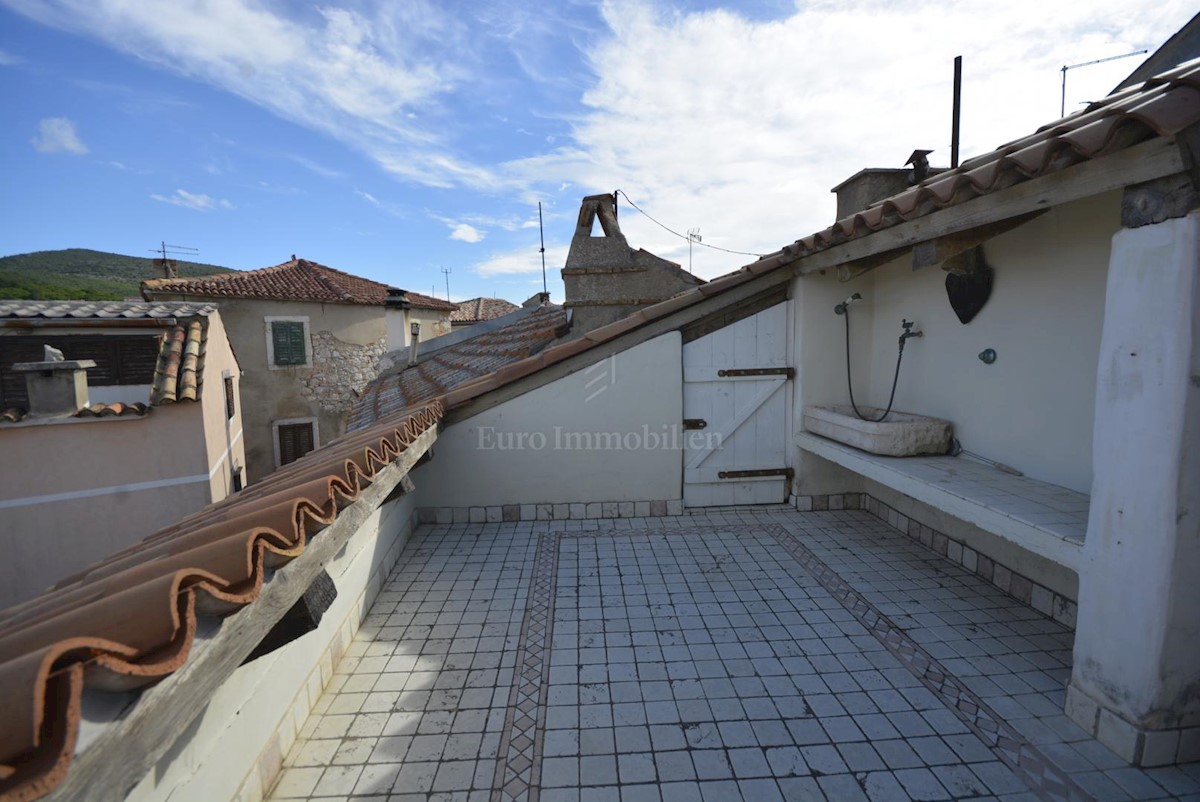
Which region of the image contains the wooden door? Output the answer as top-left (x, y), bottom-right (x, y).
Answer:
top-left (682, 303), bottom-right (791, 506)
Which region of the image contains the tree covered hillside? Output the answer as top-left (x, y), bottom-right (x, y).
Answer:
top-left (0, 248), bottom-right (237, 300)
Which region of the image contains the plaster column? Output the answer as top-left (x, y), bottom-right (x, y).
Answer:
top-left (1067, 210), bottom-right (1200, 766)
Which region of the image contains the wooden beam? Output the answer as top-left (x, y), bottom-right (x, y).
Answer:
top-left (45, 424), bottom-right (438, 802)
top-left (911, 211), bottom-right (1047, 273)
top-left (1121, 172), bottom-right (1200, 229)
top-left (836, 248), bottom-right (911, 283)
top-left (795, 136), bottom-right (1185, 276)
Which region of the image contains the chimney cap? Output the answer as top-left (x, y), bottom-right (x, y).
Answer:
top-left (13, 358), bottom-right (96, 373)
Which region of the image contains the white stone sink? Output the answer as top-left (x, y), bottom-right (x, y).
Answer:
top-left (804, 405), bottom-right (953, 457)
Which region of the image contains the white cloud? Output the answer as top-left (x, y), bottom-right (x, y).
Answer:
top-left (450, 223), bottom-right (485, 243)
top-left (355, 189), bottom-right (380, 205)
top-left (504, 0), bottom-right (1194, 279)
top-left (4, 0), bottom-right (487, 189)
top-left (31, 117), bottom-right (87, 154)
top-left (150, 189), bottom-right (234, 211)
top-left (0, 48), bottom-right (18, 65)
top-left (472, 243), bottom-right (568, 277)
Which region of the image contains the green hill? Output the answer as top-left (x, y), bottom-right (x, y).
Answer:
top-left (0, 248), bottom-right (237, 301)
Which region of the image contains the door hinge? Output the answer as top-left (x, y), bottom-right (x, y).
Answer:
top-left (718, 468), bottom-right (794, 479)
top-left (717, 367), bottom-right (795, 378)
top-left (683, 419), bottom-right (707, 430)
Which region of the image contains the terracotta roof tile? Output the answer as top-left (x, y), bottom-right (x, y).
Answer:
top-left (766, 61), bottom-right (1200, 263)
top-left (348, 305), bottom-right (566, 431)
top-left (0, 401), bottom-right (442, 801)
top-left (451, 297), bottom-right (520, 324)
top-left (150, 319), bottom-right (206, 405)
top-left (0, 301), bottom-right (217, 320)
top-left (141, 257), bottom-right (457, 311)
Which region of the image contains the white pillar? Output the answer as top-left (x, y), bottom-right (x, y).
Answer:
top-left (1067, 210), bottom-right (1200, 766)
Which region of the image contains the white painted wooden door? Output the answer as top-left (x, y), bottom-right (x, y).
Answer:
top-left (683, 303), bottom-right (791, 507)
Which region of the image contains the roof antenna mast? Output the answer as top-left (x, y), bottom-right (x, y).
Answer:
top-left (538, 202), bottom-right (548, 295)
top-left (1060, 49), bottom-right (1147, 117)
top-left (440, 266), bottom-right (452, 302)
top-left (148, 240), bottom-right (199, 279)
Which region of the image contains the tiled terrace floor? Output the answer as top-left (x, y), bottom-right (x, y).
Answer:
top-left (269, 508), bottom-right (1200, 802)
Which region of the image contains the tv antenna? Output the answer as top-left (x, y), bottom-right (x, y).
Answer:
top-left (1060, 49), bottom-right (1147, 117)
top-left (440, 266), bottom-right (452, 301)
top-left (538, 202), bottom-right (548, 295)
top-left (148, 241), bottom-right (199, 278)
top-left (686, 228), bottom-right (702, 274)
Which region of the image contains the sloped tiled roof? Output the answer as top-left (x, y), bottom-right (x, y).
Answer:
top-left (773, 59), bottom-right (1200, 263)
top-left (150, 319), bottom-right (205, 404)
top-left (451, 297), bottom-right (520, 324)
top-left (141, 257), bottom-right (457, 311)
top-left (0, 302), bottom-right (215, 417)
top-left (1, 403), bottom-right (151, 423)
top-left (349, 305), bottom-right (567, 430)
top-left (0, 401), bottom-right (442, 801)
top-left (0, 301), bottom-right (216, 320)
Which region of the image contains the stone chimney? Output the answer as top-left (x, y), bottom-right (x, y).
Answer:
top-left (831, 150), bottom-right (945, 218)
top-left (561, 193), bottom-right (703, 334)
top-left (13, 346), bottom-right (95, 418)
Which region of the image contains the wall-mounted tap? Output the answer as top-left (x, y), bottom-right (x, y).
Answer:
top-left (834, 293), bottom-right (862, 315)
top-left (899, 319), bottom-right (923, 349)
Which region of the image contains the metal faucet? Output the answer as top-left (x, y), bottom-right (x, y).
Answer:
top-left (899, 319), bottom-right (923, 348)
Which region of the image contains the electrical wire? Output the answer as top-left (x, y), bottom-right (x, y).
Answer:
top-left (614, 189), bottom-right (766, 258)
top-left (843, 308), bottom-right (904, 423)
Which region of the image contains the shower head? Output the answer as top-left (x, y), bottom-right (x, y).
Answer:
top-left (834, 293), bottom-right (862, 315)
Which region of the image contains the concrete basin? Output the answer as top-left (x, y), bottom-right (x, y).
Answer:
top-left (804, 405), bottom-right (953, 457)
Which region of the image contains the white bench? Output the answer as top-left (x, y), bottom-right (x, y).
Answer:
top-left (796, 431), bottom-right (1088, 572)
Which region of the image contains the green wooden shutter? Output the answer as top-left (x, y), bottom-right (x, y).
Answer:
top-left (271, 321), bottom-right (307, 366)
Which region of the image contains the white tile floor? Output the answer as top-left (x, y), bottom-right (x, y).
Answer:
top-left (269, 509), bottom-right (1199, 802)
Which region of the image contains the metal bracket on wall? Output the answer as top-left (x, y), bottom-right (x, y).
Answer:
top-left (683, 419), bottom-right (708, 430)
top-left (718, 468), bottom-right (795, 480)
top-left (717, 367), bottom-right (795, 378)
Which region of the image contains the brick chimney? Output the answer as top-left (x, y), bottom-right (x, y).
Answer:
top-left (561, 193), bottom-right (703, 334)
top-left (13, 346), bottom-right (95, 418)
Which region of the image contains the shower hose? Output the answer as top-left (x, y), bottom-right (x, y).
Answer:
top-left (843, 309), bottom-right (906, 423)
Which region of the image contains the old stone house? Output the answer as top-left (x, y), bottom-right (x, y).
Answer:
top-left (142, 257), bottom-right (455, 483)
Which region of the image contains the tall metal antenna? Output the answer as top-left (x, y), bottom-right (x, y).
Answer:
top-left (148, 241), bottom-right (199, 278)
top-left (686, 228), bottom-right (702, 274)
top-left (1060, 49), bottom-right (1147, 117)
top-left (440, 266), bottom-right (452, 302)
top-left (538, 202), bottom-right (548, 295)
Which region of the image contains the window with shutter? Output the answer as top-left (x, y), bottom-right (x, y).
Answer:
top-left (277, 422), bottom-right (315, 466)
top-left (271, 321), bottom-right (307, 366)
top-left (223, 376), bottom-right (235, 419)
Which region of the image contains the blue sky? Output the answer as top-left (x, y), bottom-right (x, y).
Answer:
top-left (0, 1), bottom-right (1193, 303)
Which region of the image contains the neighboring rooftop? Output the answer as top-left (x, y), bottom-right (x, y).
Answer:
top-left (0, 301), bottom-right (218, 421)
top-left (451, 296), bottom-right (520, 325)
top-left (348, 304), bottom-right (568, 430)
top-left (141, 256), bottom-right (457, 311)
top-left (0, 300), bottom-right (216, 320)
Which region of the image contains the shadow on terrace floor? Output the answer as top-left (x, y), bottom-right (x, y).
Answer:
top-left (268, 508), bottom-right (1200, 802)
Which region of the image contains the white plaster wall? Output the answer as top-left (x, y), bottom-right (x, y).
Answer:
top-left (1071, 212), bottom-right (1200, 732)
top-left (794, 192), bottom-right (1119, 494)
top-left (126, 490), bottom-right (419, 802)
top-left (417, 333), bottom-right (683, 507)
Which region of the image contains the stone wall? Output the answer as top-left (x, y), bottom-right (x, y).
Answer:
top-left (299, 331), bottom-right (385, 414)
